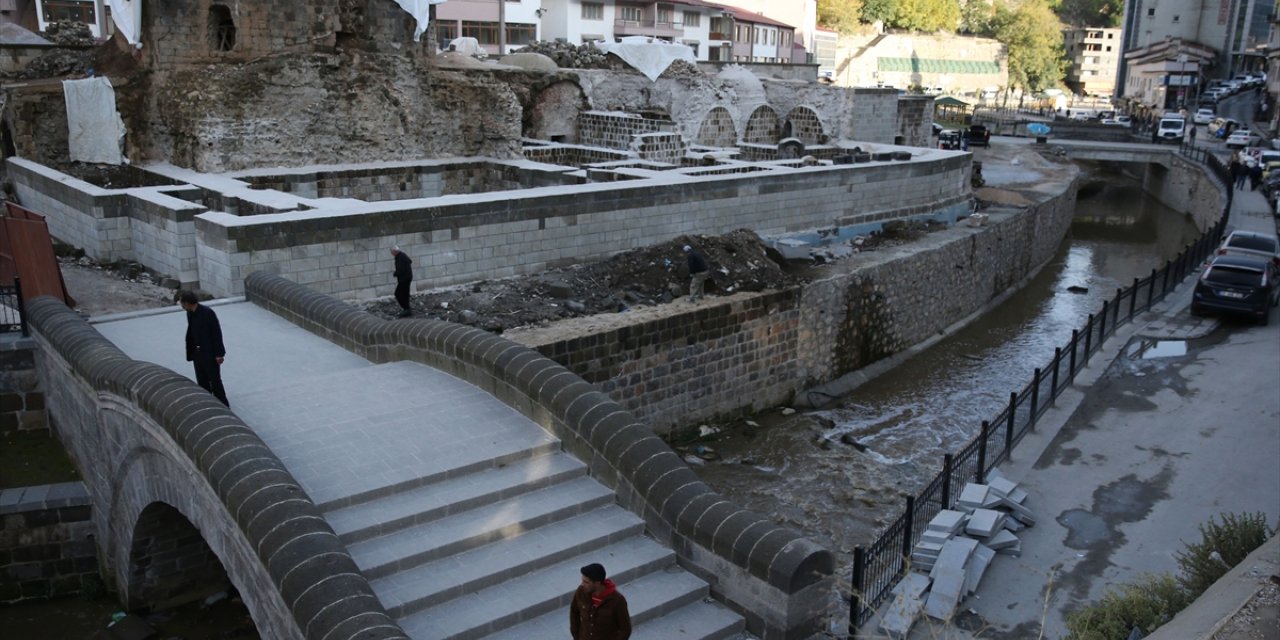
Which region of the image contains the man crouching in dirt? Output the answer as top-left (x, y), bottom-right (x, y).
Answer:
top-left (683, 244), bottom-right (709, 303)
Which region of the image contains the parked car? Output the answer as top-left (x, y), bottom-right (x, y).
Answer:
top-left (1191, 254), bottom-right (1280, 324)
top-left (938, 130), bottom-right (962, 150)
top-left (1226, 129), bottom-right (1254, 148)
top-left (1102, 116), bottom-right (1132, 126)
top-left (932, 122), bottom-right (944, 137)
top-left (1193, 108), bottom-right (1215, 124)
top-left (964, 125), bottom-right (991, 147)
top-left (1217, 229), bottom-right (1280, 265)
top-left (1156, 116), bottom-right (1186, 142)
top-left (1209, 117), bottom-right (1239, 137)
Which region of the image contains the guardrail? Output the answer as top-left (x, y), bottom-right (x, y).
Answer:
top-left (848, 146), bottom-right (1230, 631)
top-left (0, 277), bottom-right (27, 336)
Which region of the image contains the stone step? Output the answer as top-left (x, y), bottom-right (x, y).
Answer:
top-left (484, 579), bottom-right (743, 640)
top-left (404, 558), bottom-right (716, 637)
top-left (349, 476), bottom-right (616, 580)
top-left (374, 505), bottom-right (650, 618)
top-left (326, 451), bottom-right (587, 544)
top-left (395, 534), bottom-right (684, 639)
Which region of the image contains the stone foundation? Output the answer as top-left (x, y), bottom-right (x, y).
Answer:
top-left (1, 335), bottom-right (48, 434)
top-left (0, 482), bottom-right (97, 604)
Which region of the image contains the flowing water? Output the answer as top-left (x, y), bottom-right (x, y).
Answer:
top-left (695, 174), bottom-right (1204, 560)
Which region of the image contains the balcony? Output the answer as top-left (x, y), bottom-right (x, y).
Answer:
top-left (614, 18), bottom-right (684, 38)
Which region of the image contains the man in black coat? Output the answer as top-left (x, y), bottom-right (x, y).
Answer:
top-left (683, 244), bottom-right (709, 303)
top-left (390, 246), bottom-right (413, 318)
top-left (180, 291), bottom-right (228, 406)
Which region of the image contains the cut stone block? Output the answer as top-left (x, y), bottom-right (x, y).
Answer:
top-left (957, 484), bottom-right (990, 509)
top-left (927, 509), bottom-right (967, 534)
top-left (987, 529), bottom-right (1020, 550)
top-left (926, 536), bottom-right (978, 619)
top-left (965, 508), bottom-right (1006, 538)
top-left (879, 573), bottom-right (932, 639)
top-left (997, 495), bottom-right (1037, 525)
top-left (997, 541), bottom-right (1022, 556)
top-left (1004, 517), bottom-right (1026, 532)
top-left (964, 544), bottom-right (997, 595)
top-left (921, 530), bottom-right (952, 545)
top-left (988, 477), bottom-right (1028, 504)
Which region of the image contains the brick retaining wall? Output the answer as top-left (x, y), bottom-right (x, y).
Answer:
top-left (1, 336), bottom-right (47, 433)
top-left (0, 482), bottom-right (96, 603)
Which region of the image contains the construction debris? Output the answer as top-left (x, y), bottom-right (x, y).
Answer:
top-left (885, 476), bottom-right (1037, 635)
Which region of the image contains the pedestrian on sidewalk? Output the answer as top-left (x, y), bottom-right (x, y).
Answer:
top-left (180, 291), bottom-right (228, 406)
top-left (571, 563), bottom-right (631, 640)
top-left (1230, 155), bottom-right (1246, 190)
top-left (684, 244), bottom-right (710, 303)
top-left (390, 246), bottom-right (413, 318)
top-left (1189, 124), bottom-right (1197, 145)
top-left (1249, 160), bottom-right (1263, 191)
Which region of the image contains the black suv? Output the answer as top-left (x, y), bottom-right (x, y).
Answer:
top-left (964, 125), bottom-right (991, 148)
top-left (1192, 254), bottom-right (1280, 325)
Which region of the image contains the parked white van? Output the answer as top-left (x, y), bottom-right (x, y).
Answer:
top-left (1157, 116), bottom-right (1186, 142)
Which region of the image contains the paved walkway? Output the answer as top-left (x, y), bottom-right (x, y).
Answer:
top-left (896, 161), bottom-right (1280, 639)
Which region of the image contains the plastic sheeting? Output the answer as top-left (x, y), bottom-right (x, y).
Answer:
top-left (594, 36), bottom-right (696, 82)
top-left (392, 0), bottom-right (449, 42)
top-left (107, 0), bottom-right (140, 45)
top-left (63, 77), bottom-right (127, 165)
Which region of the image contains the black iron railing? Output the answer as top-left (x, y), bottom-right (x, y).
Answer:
top-left (0, 277), bottom-right (28, 336)
top-left (848, 147), bottom-right (1230, 631)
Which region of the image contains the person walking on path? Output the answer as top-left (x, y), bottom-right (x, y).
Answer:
top-left (1189, 123), bottom-right (1197, 145)
top-left (390, 246), bottom-right (413, 318)
top-left (570, 563), bottom-right (631, 640)
top-left (180, 291), bottom-right (228, 406)
top-left (1249, 159), bottom-right (1264, 191)
top-left (1230, 155), bottom-right (1246, 190)
top-left (684, 244), bottom-right (710, 303)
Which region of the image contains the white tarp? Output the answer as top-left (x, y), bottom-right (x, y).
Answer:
top-left (392, 0), bottom-right (449, 42)
top-left (594, 36), bottom-right (697, 82)
top-left (106, 0), bottom-right (141, 45)
top-left (63, 77), bottom-right (127, 165)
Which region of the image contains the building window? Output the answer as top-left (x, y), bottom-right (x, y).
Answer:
top-left (683, 11), bottom-right (700, 27)
top-left (618, 5), bottom-right (642, 22)
top-left (461, 20), bottom-right (499, 44)
top-left (656, 4), bottom-right (674, 26)
top-left (437, 21), bottom-right (458, 43)
top-left (683, 40), bottom-right (699, 56)
top-left (1107, 33), bottom-right (1114, 38)
top-left (1106, 46), bottom-right (1112, 51)
top-left (208, 4), bottom-right (236, 52)
top-left (42, 0), bottom-right (95, 23)
top-left (582, 2), bottom-right (603, 20)
top-left (507, 23), bottom-right (535, 45)
top-left (1172, 14), bottom-right (1180, 22)
top-left (1147, 7), bottom-right (1154, 16)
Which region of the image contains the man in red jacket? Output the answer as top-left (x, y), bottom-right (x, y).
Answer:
top-left (570, 563), bottom-right (631, 640)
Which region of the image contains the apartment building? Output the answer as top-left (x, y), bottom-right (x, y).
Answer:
top-left (1118, 0), bottom-right (1274, 93)
top-left (1064, 27), bottom-right (1122, 96)
top-left (435, 0), bottom-right (544, 55)
top-left (1122, 37), bottom-right (1213, 112)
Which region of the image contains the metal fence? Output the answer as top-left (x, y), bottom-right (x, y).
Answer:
top-left (848, 148), bottom-right (1230, 631)
top-left (0, 277), bottom-right (28, 336)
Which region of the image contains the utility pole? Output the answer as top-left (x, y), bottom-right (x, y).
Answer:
top-left (498, 0), bottom-right (506, 56)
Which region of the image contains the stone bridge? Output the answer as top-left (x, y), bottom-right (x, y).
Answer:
top-left (25, 272), bottom-right (833, 640)
top-left (1042, 139), bottom-right (1180, 166)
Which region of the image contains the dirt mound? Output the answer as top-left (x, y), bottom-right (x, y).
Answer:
top-left (365, 229), bottom-right (801, 332)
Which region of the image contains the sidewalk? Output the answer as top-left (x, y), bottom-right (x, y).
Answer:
top-left (894, 175), bottom-right (1280, 638)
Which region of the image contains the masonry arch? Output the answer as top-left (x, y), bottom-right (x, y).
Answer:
top-left (743, 105), bottom-right (781, 144)
top-left (784, 106), bottom-right (826, 145)
top-left (694, 106), bottom-right (737, 147)
top-left (207, 4), bottom-right (237, 52)
top-left (127, 500), bottom-right (232, 611)
top-left (526, 80), bottom-right (588, 143)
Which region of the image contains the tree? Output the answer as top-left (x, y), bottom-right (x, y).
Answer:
top-left (1056, 0), bottom-right (1124, 27)
top-left (991, 0), bottom-right (1067, 95)
top-left (818, 0), bottom-right (865, 33)
top-left (860, 0), bottom-right (899, 25)
top-left (960, 0), bottom-right (996, 36)
top-left (893, 0), bottom-right (961, 31)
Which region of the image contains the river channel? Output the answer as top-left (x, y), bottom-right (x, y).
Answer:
top-left (694, 171), bottom-right (1205, 562)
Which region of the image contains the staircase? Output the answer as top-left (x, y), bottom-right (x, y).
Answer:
top-left (233, 361), bottom-right (746, 640)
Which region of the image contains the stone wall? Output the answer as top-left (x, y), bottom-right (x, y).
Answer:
top-left (1142, 153), bottom-right (1227, 231)
top-left (578, 111), bottom-right (678, 150)
top-left (897, 96), bottom-right (935, 147)
top-left (193, 153), bottom-right (972, 298)
top-left (846, 88), bottom-right (901, 143)
top-left (243, 272), bottom-right (834, 640)
top-left (237, 161), bottom-right (580, 201)
top-left (834, 33), bottom-right (1007, 95)
top-left (630, 132), bottom-right (687, 163)
top-left (516, 186), bottom-right (1078, 434)
top-left (0, 335), bottom-right (47, 433)
top-left (0, 482), bottom-right (97, 603)
top-left (696, 61), bottom-right (820, 82)
top-left (0, 44), bottom-right (60, 75)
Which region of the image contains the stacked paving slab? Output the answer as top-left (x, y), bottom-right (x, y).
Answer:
top-left (233, 361), bottom-right (745, 640)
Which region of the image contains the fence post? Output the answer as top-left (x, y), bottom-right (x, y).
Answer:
top-left (14, 278), bottom-right (27, 338)
top-left (976, 421), bottom-right (989, 484)
top-left (1030, 368), bottom-right (1041, 426)
top-left (942, 454), bottom-right (954, 507)
top-left (1005, 392), bottom-right (1016, 454)
top-left (1147, 268), bottom-right (1157, 310)
top-left (901, 496), bottom-right (915, 571)
top-left (1161, 260), bottom-right (1171, 297)
top-left (1070, 330), bottom-right (1079, 377)
top-left (850, 546), bottom-right (866, 635)
top-left (1084, 315), bottom-right (1094, 366)
top-left (1129, 277), bottom-right (1139, 318)
top-left (1113, 288), bottom-right (1123, 329)
top-left (1051, 347), bottom-right (1062, 399)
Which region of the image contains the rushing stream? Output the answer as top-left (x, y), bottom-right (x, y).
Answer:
top-left (695, 173), bottom-right (1204, 562)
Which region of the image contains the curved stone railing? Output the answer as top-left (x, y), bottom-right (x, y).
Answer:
top-left (25, 297), bottom-right (408, 640)
top-left (245, 271), bottom-right (835, 639)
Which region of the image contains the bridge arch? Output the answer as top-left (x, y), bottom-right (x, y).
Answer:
top-left (694, 106), bottom-right (738, 147)
top-left (743, 105), bottom-right (781, 144)
top-left (27, 299), bottom-right (407, 640)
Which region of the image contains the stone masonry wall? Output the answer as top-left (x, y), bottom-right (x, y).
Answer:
top-left (0, 482), bottom-right (97, 603)
top-left (846, 88), bottom-right (901, 143)
top-left (578, 111), bottom-right (678, 151)
top-left (897, 96), bottom-right (935, 147)
top-left (0, 336), bottom-right (47, 434)
top-left (518, 185), bottom-right (1078, 434)
top-left (193, 153), bottom-right (972, 298)
top-left (1142, 153), bottom-right (1226, 232)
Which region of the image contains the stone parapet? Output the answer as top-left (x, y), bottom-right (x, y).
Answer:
top-left (244, 272), bottom-right (835, 640)
top-left (24, 298), bottom-right (407, 640)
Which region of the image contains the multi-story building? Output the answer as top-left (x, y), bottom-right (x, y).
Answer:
top-left (1118, 0), bottom-right (1274, 95)
top-left (1265, 12), bottom-right (1279, 134)
top-left (703, 0), bottom-right (815, 61)
top-left (1122, 37), bottom-right (1214, 113)
top-left (713, 1), bottom-right (800, 63)
top-left (1063, 27), bottom-right (1122, 96)
top-left (435, 0), bottom-right (544, 56)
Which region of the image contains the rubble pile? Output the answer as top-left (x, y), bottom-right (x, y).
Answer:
top-left (13, 48), bottom-right (95, 79)
top-left (518, 40), bottom-right (625, 70)
top-left (878, 471), bottom-right (1035, 639)
top-left (41, 20), bottom-right (95, 47)
top-left (657, 58), bottom-right (704, 80)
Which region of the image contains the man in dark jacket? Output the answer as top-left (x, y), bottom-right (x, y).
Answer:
top-left (683, 244), bottom-right (709, 303)
top-left (390, 246), bottom-right (413, 317)
top-left (180, 291), bottom-right (228, 406)
top-left (570, 563), bottom-right (631, 640)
